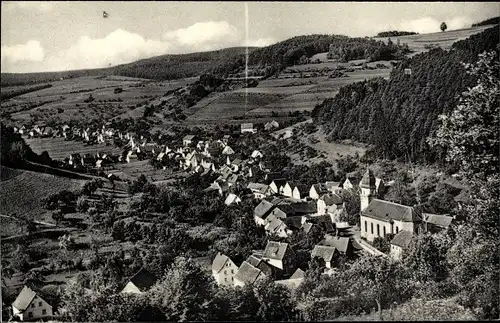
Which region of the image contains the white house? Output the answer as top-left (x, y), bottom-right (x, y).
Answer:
top-left (222, 145), bottom-right (235, 155)
top-left (241, 123), bottom-right (256, 134)
top-left (269, 179), bottom-right (287, 195)
top-left (309, 183), bottom-right (329, 200)
top-left (390, 230), bottom-right (413, 261)
top-left (224, 193), bottom-right (241, 206)
top-left (212, 253), bottom-right (238, 286)
top-left (183, 135), bottom-right (196, 147)
top-left (12, 286), bottom-right (53, 321)
top-left (316, 193), bottom-right (344, 216)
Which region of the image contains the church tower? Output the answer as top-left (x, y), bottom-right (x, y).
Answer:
top-left (360, 168), bottom-right (377, 212)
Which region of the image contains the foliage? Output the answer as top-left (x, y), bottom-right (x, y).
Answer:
top-left (471, 16), bottom-right (499, 27)
top-left (440, 22), bottom-right (448, 32)
top-left (376, 31), bottom-right (418, 37)
top-left (339, 189), bottom-right (360, 226)
top-left (372, 236), bottom-right (391, 254)
top-left (81, 179), bottom-right (103, 196)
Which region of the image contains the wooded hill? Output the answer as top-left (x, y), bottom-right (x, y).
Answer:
top-left (211, 34), bottom-right (410, 76)
top-left (312, 26), bottom-right (499, 163)
top-left (0, 47), bottom-right (257, 86)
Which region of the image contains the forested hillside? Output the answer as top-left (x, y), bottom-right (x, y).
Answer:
top-left (471, 16), bottom-right (499, 27)
top-left (211, 34), bottom-right (409, 76)
top-left (0, 47), bottom-right (256, 86)
top-left (312, 26), bottom-right (499, 163)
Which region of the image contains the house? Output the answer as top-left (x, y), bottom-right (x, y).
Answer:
top-left (360, 199), bottom-right (422, 242)
top-left (233, 261), bottom-right (266, 287)
top-left (316, 193), bottom-right (344, 216)
top-left (251, 150), bottom-right (263, 159)
top-left (264, 120), bottom-right (280, 131)
top-left (241, 123), bottom-right (256, 134)
top-left (246, 255), bottom-right (282, 279)
top-left (224, 193), bottom-right (241, 206)
top-left (342, 174), bottom-right (359, 191)
top-left (269, 178), bottom-right (287, 195)
top-left (275, 268), bottom-right (304, 290)
top-left (265, 216), bottom-right (293, 238)
top-left (261, 241), bottom-right (296, 275)
top-left (254, 200), bottom-right (276, 225)
top-left (212, 253), bottom-right (238, 286)
top-left (325, 181), bottom-right (343, 194)
top-left (422, 213), bottom-right (453, 233)
top-left (322, 235), bottom-right (354, 258)
top-left (311, 245), bottom-right (338, 268)
top-left (390, 230), bottom-right (413, 261)
top-left (282, 181), bottom-right (308, 200)
top-left (247, 183), bottom-right (272, 199)
top-left (222, 145), bottom-right (235, 155)
top-left (309, 183), bottom-right (330, 200)
top-left (12, 286), bottom-right (53, 321)
top-left (121, 268), bottom-right (157, 294)
top-left (183, 135), bottom-right (196, 147)
top-left (281, 129), bottom-right (293, 140)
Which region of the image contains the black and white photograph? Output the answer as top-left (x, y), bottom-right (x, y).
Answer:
top-left (1, 1), bottom-right (499, 321)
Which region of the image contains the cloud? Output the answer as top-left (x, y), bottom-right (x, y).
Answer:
top-left (15, 1), bottom-right (54, 12)
top-left (45, 29), bottom-right (171, 71)
top-left (244, 37), bottom-right (277, 47)
top-left (395, 16), bottom-right (473, 34)
top-left (2, 20), bottom-right (276, 72)
top-left (163, 21), bottom-right (241, 52)
top-left (1, 40), bottom-right (45, 64)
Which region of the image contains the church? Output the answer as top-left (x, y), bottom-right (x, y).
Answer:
top-left (359, 169), bottom-right (422, 242)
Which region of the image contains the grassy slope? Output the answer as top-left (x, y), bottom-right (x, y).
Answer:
top-left (0, 166), bottom-right (86, 220)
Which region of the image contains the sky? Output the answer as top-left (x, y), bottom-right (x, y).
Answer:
top-left (1, 1), bottom-right (498, 73)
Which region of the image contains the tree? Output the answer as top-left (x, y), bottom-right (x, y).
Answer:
top-left (149, 257), bottom-right (218, 321)
top-left (24, 270), bottom-right (45, 290)
top-left (253, 278), bottom-right (299, 321)
top-left (440, 22), bottom-right (447, 32)
top-left (430, 50), bottom-right (499, 181)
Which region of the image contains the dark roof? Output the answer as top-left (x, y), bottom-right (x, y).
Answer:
top-left (423, 213), bottom-right (453, 228)
top-left (325, 181), bottom-right (341, 190)
top-left (262, 241), bottom-right (289, 261)
top-left (234, 261), bottom-right (263, 284)
top-left (254, 200), bottom-right (275, 218)
top-left (212, 253), bottom-right (231, 273)
top-left (311, 245), bottom-right (337, 262)
top-left (362, 199), bottom-right (421, 223)
top-left (265, 172), bottom-right (282, 181)
top-left (284, 216), bottom-right (305, 230)
top-left (128, 268), bottom-right (157, 292)
top-left (271, 178), bottom-right (288, 188)
top-left (319, 193), bottom-right (343, 206)
top-left (360, 169), bottom-right (376, 188)
top-left (12, 286), bottom-right (38, 311)
top-left (246, 255), bottom-right (263, 267)
top-left (323, 236), bottom-right (351, 254)
top-left (390, 230), bottom-right (413, 248)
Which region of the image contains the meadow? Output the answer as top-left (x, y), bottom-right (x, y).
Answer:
top-left (25, 137), bottom-right (122, 160)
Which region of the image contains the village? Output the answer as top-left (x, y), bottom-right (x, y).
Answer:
top-left (6, 117), bottom-right (457, 321)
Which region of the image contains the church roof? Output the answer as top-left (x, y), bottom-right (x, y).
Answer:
top-left (362, 199), bottom-right (421, 223)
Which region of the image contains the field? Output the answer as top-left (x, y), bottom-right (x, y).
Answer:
top-left (4, 75), bottom-right (196, 125)
top-left (25, 136), bottom-right (122, 160)
top-left (375, 25), bottom-right (495, 56)
top-left (0, 166), bottom-right (87, 221)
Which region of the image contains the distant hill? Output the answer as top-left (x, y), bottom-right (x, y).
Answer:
top-left (313, 26), bottom-right (499, 163)
top-left (471, 16), bottom-right (499, 27)
top-left (0, 47), bottom-right (258, 87)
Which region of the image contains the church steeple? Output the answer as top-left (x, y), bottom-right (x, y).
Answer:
top-left (360, 168), bottom-right (376, 211)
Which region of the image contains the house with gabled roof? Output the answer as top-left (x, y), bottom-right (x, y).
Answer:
top-left (261, 241), bottom-right (296, 275)
top-left (254, 199), bottom-right (276, 226)
top-left (390, 230), bottom-right (413, 261)
top-left (343, 174), bottom-right (360, 191)
top-left (422, 213), bottom-right (453, 233)
top-left (241, 123), bottom-right (256, 134)
top-left (325, 181), bottom-right (343, 194)
top-left (233, 261), bottom-right (266, 287)
top-left (222, 145), bottom-right (235, 155)
top-left (183, 135), bottom-right (196, 147)
top-left (247, 183), bottom-right (272, 199)
top-left (311, 245), bottom-right (338, 268)
top-left (246, 255), bottom-right (282, 279)
top-left (275, 267), bottom-right (304, 290)
top-left (265, 216), bottom-right (293, 238)
top-left (12, 285), bottom-right (53, 321)
top-left (360, 199), bottom-right (422, 242)
top-left (309, 183), bottom-right (330, 200)
top-left (317, 193), bottom-right (345, 216)
top-left (322, 235), bottom-right (354, 258)
top-left (224, 193), bottom-right (241, 206)
top-left (269, 178), bottom-right (287, 195)
top-left (212, 253), bottom-right (238, 286)
top-left (121, 268), bottom-right (157, 294)
top-left (282, 181), bottom-right (308, 200)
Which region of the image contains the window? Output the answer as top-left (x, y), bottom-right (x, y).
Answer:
top-left (231, 276), bottom-right (234, 281)
top-left (42, 309), bottom-right (47, 315)
top-left (39, 301), bottom-right (42, 307)
top-left (371, 223), bottom-right (373, 234)
top-left (231, 269), bottom-right (234, 274)
top-left (224, 277), bottom-right (227, 282)
top-left (396, 226), bottom-right (399, 233)
top-left (377, 224), bottom-right (380, 236)
top-left (364, 221), bottom-right (367, 232)
top-left (224, 270), bottom-right (227, 275)
top-left (28, 312), bottom-right (33, 318)
top-left (383, 226), bottom-right (386, 237)
top-left (31, 303), bottom-right (35, 308)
